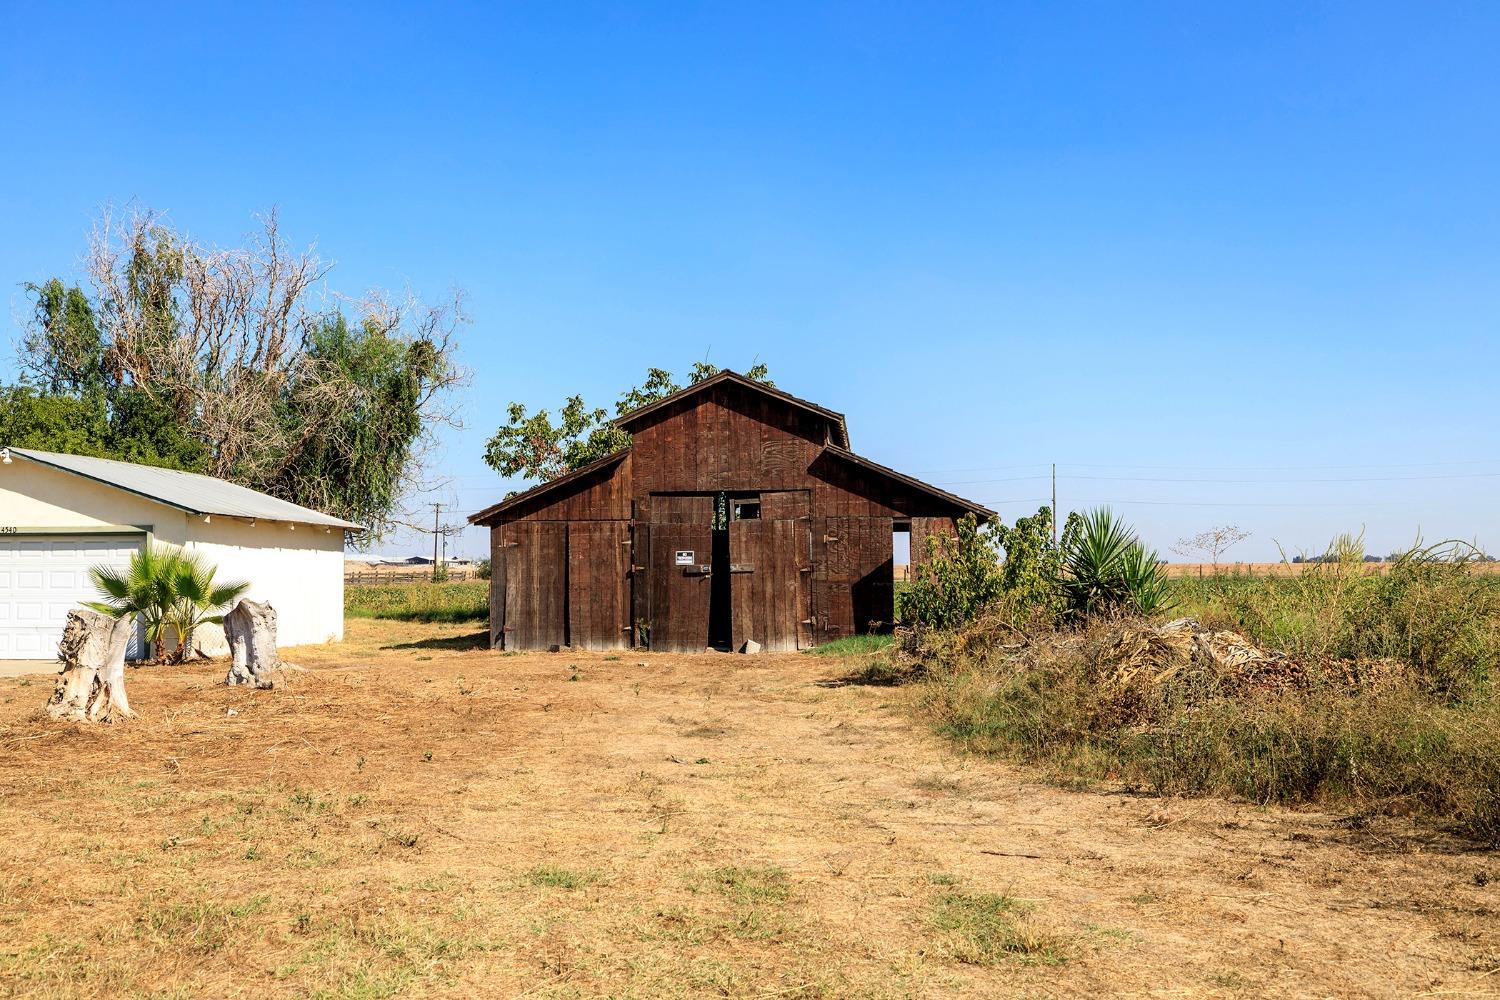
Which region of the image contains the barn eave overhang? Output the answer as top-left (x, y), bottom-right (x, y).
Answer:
top-left (467, 449), bottom-right (630, 526)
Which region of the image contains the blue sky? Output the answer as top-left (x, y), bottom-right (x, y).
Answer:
top-left (2, 2), bottom-right (1497, 561)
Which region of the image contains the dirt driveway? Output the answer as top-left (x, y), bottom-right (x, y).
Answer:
top-left (0, 619), bottom-right (1495, 998)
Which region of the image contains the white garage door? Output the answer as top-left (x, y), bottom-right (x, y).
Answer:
top-left (0, 535), bottom-right (145, 660)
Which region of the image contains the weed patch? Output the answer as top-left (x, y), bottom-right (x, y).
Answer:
top-left (688, 865), bottom-right (791, 905)
top-left (525, 864), bottom-right (600, 889)
top-left (805, 634), bottom-right (895, 657)
top-left (930, 891), bottom-right (1068, 965)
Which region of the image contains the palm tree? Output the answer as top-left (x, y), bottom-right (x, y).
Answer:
top-left (87, 547), bottom-right (180, 661)
top-left (163, 553), bottom-right (249, 661)
top-left (89, 547), bottom-right (249, 663)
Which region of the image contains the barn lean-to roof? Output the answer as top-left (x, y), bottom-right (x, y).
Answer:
top-left (613, 370), bottom-right (851, 449)
top-left (817, 445), bottom-right (995, 520)
top-left (468, 449), bottom-right (629, 526)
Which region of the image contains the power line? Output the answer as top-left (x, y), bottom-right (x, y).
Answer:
top-left (939, 470), bottom-right (1500, 488)
top-left (930, 474), bottom-right (1053, 486)
top-left (918, 458), bottom-right (1500, 476)
top-left (1062, 471), bottom-right (1500, 485)
top-left (1062, 458), bottom-right (1500, 472)
top-left (1055, 498), bottom-right (1418, 509)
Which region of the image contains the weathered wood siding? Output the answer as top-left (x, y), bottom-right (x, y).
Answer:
top-left (645, 494), bottom-right (715, 652)
top-left (500, 521), bottom-right (566, 649)
top-left (910, 516), bottom-right (961, 573)
top-left (567, 521), bottom-right (630, 650)
top-left (502, 453), bottom-right (633, 522)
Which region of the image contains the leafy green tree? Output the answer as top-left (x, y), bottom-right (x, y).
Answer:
top-left (22, 279), bottom-right (109, 394)
top-left (483, 362), bottom-right (773, 482)
top-left (0, 386), bottom-right (110, 456)
top-left (275, 315), bottom-right (454, 530)
top-left (991, 506), bottom-right (1067, 622)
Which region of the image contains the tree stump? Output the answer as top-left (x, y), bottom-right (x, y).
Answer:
top-left (46, 608), bottom-right (136, 723)
top-left (224, 599), bottom-right (285, 689)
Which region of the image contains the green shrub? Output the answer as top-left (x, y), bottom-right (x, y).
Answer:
top-left (900, 515), bottom-right (1004, 630)
top-left (900, 507), bottom-right (1175, 633)
top-left (1174, 537), bottom-right (1500, 697)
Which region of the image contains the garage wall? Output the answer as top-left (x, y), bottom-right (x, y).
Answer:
top-left (185, 518), bottom-right (345, 652)
top-left (0, 460), bottom-right (345, 654)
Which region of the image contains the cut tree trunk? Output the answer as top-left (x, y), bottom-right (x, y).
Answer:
top-left (46, 608), bottom-right (136, 723)
top-left (224, 599), bottom-right (285, 689)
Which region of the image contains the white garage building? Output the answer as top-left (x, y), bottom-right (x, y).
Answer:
top-left (0, 447), bottom-right (361, 660)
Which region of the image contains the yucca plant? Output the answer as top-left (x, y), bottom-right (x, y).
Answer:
top-left (1060, 507), bottom-right (1136, 614)
top-left (1118, 540), bottom-right (1176, 616)
top-left (163, 552), bottom-right (250, 661)
top-left (1061, 507), bottom-right (1176, 618)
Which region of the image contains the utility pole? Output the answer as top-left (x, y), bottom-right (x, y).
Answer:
top-left (1051, 463), bottom-right (1058, 547)
top-left (431, 503), bottom-right (443, 569)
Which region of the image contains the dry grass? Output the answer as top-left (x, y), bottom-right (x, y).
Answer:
top-left (0, 619), bottom-right (1496, 997)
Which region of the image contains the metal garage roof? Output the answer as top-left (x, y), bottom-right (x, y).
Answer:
top-left (4, 447), bottom-right (364, 531)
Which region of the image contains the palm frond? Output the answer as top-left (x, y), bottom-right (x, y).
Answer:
top-left (209, 581), bottom-right (251, 607)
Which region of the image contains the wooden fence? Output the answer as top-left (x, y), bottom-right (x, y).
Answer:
top-left (345, 566), bottom-right (483, 585)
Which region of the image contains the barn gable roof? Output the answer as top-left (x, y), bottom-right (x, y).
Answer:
top-left (613, 370), bottom-right (851, 449)
top-left (3, 447), bottom-right (364, 530)
top-left (819, 445), bottom-right (996, 520)
top-left (467, 449), bottom-right (629, 526)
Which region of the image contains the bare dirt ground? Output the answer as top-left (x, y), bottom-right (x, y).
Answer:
top-left (1, 620), bottom-right (1496, 999)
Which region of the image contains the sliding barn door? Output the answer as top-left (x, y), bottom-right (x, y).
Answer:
top-left (729, 491), bottom-right (812, 652)
top-left (646, 495), bottom-right (715, 653)
top-left (500, 521), bottom-right (566, 650)
top-left (568, 521), bottom-right (630, 650)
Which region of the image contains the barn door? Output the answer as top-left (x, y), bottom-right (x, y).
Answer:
top-left (728, 491), bottom-right (812, 651)
top-left (646, 495), bottom-right (715, 653)
top-left (568, 521), bottom-right (630, 650)
top-left (818, 517), bottom-right (895, 640)
top-left (500, 521), bottom-right (566, 650)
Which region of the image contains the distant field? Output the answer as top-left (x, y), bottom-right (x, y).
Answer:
top-left (897, 561), bottom-right (1500, 580)
top-left (345, 580), bottom-right (489, 623)
top-left (1164, 561), bottom-right (1500, 578)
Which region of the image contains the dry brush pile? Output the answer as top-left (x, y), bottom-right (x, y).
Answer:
top-left (896, 518), bottom-right (1500, 843)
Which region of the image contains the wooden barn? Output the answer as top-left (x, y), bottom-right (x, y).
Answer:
top-left (468, 371), bottom-right (994, 653)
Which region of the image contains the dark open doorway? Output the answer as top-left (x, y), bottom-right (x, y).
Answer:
top-left (708, 491), bottom-right (733, 650)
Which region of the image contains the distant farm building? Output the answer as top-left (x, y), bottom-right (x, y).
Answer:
top-left (469, 371), bottom-right (993, 652)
